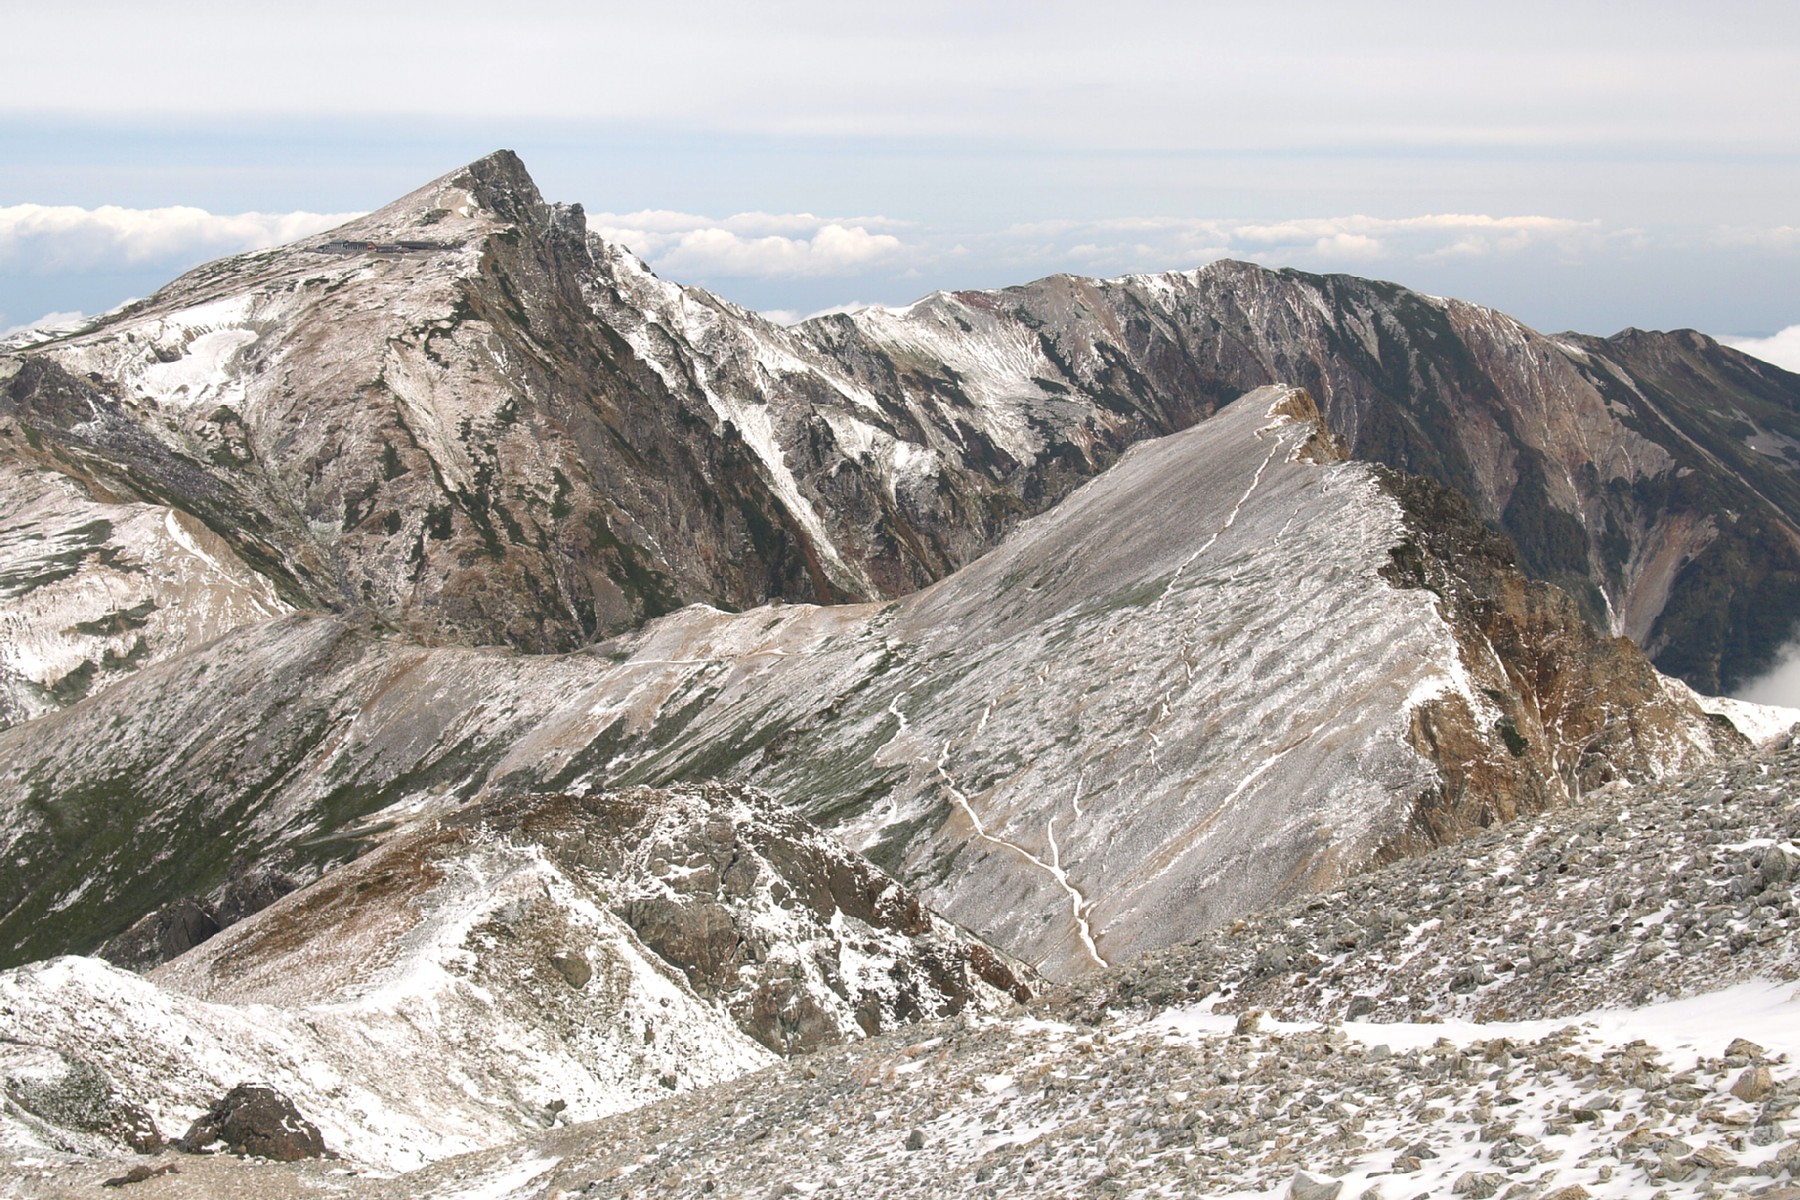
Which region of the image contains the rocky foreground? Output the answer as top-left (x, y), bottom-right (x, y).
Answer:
top-left (6, 735), bottom-right (1797, 1199)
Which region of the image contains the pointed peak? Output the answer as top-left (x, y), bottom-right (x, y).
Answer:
top-left (448, 149), bottom-right (546, 227)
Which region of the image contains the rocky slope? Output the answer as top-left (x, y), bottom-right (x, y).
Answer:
top-left (0, 783), bottom-right (1025, 1171)
top-left (0, 388), bottom-right (1739, 983)
top-left (10, 739), bottom-right (1796, 1199)
top-left (1064, 732), bottom-right (1800, 1026)
top-left (3, 152), bottom-right (1795, 721)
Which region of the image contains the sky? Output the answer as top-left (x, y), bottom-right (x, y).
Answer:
top-left (3, 1), bottom-right (1799, 360)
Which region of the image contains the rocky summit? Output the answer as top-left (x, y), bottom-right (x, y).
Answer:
top-left (0, 151), bottom-right (1797, 1198)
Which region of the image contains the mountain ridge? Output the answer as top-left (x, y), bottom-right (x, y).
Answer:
top-left (3, 149), bottom-right (1798, 1199)
top-left (5, 150), bottom-right (1796, 717)
top-left (0, 386), bottom-right (1742, 983)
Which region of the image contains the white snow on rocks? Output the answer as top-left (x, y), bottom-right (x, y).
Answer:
top-left (0, 462), bottom-right (291, 724)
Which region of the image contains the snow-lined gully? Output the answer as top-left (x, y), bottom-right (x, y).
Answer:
top-left (929, 720), bottom-right (1108, 972)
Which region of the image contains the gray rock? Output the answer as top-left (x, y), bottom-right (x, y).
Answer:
top-left (549, 950), bottom-right (592, 989)
top-left (1288, 1170), bottom-right (1344, 1200)
top-left (1451, 1170), bottom-right (1507, 1197)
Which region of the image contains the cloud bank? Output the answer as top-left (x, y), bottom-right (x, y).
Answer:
top-left (589, 211), bottom-right (907, 279)
top-left (1737, 640), bottom-right (1800, 712)
top-left (0, 204), bottom-right (360, 275)
top-left (588, 208), bottom-right (1625, 295)
top-left (1719, 325), bottom-right (1800, 374)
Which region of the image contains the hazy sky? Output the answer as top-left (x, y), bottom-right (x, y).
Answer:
top-left (4, 1), bottom-right (1798, 351)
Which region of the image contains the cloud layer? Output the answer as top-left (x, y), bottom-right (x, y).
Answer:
top-left (1737, 640), bottom-right (1800, 711)
top-left (1719, 325), bottom-right (1800, 374)
top-left (7, 3), bottom-right (1798, 166)
top-left (588, 208), bottom-right (1637, 297)
top-left (590, 211), bottom-right (907, 279)
top-left (4, 197), bottom-right (1795, 358)
top-left (0, 204), bottom-right (359, 275)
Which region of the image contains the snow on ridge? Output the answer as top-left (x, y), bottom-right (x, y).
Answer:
top-left (590, 250), bottom-right (879, 593)
top-left (0, 464), bottom-right (293, 721)
top-left (1662, 674), bottom-right (1800, 746)
top-left (1, 836), bottom-right (775, 1172)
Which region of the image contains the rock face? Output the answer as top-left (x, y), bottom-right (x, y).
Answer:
top-left (437, 785), bottom-right (1033, 1054)
top-left (0, 388), bottom-right (1735, 981)
top-left (1557, 326), bottom-right (1800, 689)
top-left (176, 1084), bottom-right (326, 1161)
top-left (99, 859), bottom-right (297, 971)
top-left (1372, 468), bottom-right (1737, 857)
top-left (3, 151), bottom-right (1794, 725)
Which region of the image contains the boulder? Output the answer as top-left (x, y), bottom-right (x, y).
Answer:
top-left (176, 1083), bottom-right (327, 1161)
top-left (548, 949), bottom-right (592, 989)
top-left (1289, 1171), bottom-right (1344, 1200)
top-left (1732, 1065), bottom-right (1774, 1102)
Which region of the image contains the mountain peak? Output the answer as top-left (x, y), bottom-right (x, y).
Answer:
top-left (448, 148), bottom-right (548, 226)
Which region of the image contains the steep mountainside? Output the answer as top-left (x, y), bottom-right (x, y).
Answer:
top-left (0, 457), bottom-right (290, 726)
top-left (0, 389), bottom-right (1735, 982)
top-left (1, 153), bottom-right (862, 673)
top-left (3, 152), bottom-right (1794, 719)
top-left (798, 266), bottom-right (1800, 693)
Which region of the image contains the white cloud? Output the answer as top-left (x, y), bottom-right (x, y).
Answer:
top-left (1736, 640), bottom-right (1800, 710)
top-left (0, 204), bottom-right (361, 274)
top-left (1311, 232), bottom-right (1385, 260)
top-left (976, 212), bottom-right (1614, 279)
top-left (661, 225), bottom-right (903, 279)
top-left (757, 301), bottom-right (884, 326)
top-left (1712, 225), bottom-right (1800, 253)
top-left (581, 206), bottom-right (1642, 302)
top-left (0, 310), bottom-right (88, 339)
top-left (590, 212), bottom-right (907, 280)
top-left (1718, 325), bottom-right (1800, 374)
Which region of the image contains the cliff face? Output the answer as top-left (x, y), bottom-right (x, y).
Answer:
top-left (5, 153), bottom-right (1794, 719)
top-left (1373, 468), bottom-right (1742, 858)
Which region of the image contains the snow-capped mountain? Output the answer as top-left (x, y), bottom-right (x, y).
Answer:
top-left (4, 152), bottom-right (1795, 722)
top-left (0, 386), bottom-right (1741, 983)
top-left (3, 149), bottom-right (1798, 1198)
